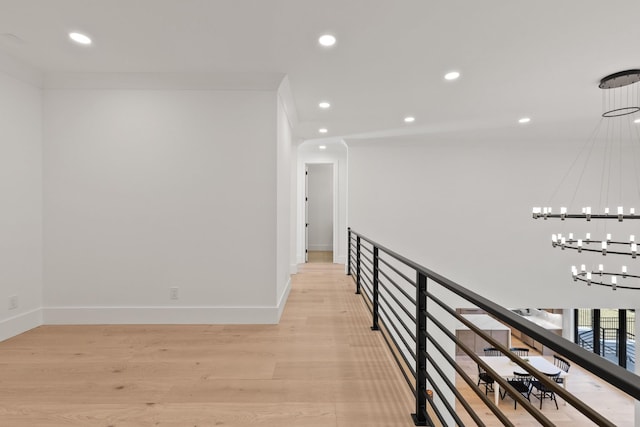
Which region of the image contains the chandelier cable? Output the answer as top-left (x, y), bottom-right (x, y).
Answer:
top-left (534, 69), bottom-right (640, 290)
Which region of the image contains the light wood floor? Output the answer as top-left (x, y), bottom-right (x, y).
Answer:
top-left (0, 263), bottom-right (414, 426)
top-left (307, 250), bottom-right (333, 263)
top-left (455, 347), bottom-right (634, 426)
top-left (0, 263), bottom-right (635, 426)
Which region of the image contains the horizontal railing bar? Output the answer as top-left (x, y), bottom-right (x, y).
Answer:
top-left (427, 311), bottom-right (553, 426)
top-left (360, 243), bottom-right (374, 255)
top-left (423, 368), bottom-right (464, 427)
top-left (378, 268), bottom-right (416, 305)
top-left (359, 273), bottom-right (372, 295)
top-left (350, 229), bottom-right (640, 401)
top-left (378, 256), bottom-right (417, 288)
top-left (426, 293), bottom-right (612, 427)
top-left (361, 281), bottom-right (373, 299)
top-left (357, 282), bottom-right (417, 388)
top-left (360, 252), bottom-right (374, 269)
top-left (351, 230), bottom-right (424, 278)
top-left (359, 266), bottom-right (373, 288)
top-left (378, 305), bottom-right (417, 361)
top-left (378, 279), bottom-right (417, 325)
top-left (424, 346), bottom-right (484, 427)
top-left (377, 292), bottom-right (416, 342)
top-left (428, 321), bottom-right (519, 426)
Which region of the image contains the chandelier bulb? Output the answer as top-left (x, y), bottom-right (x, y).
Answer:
top-left (532, 71), bottom-right (640, 290)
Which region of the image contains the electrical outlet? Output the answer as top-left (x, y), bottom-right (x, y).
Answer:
top-left (169, 287), bottom-right (179, 300)
top-left (8, 295), bottom-right (18, 310)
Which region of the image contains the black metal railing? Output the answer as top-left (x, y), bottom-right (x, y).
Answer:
top-left (347, 228), bottom-right (640, 426)
top-left (576, 309), bottom-right (636, 367)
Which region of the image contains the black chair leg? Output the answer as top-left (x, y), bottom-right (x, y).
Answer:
top-left (539, 394), bottom-right (543, 409)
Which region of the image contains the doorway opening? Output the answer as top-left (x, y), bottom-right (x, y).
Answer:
top-left (305, 163), bottom-right (334, 263)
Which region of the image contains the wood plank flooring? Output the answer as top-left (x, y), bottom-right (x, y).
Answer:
top-left (455, 351), bottom-right (634, 426)
top-left (0, 262), bottom-right (635, 426)
top-left (0, 263), bottom-right (414, 427)
top-left (307, 251), bottom-right (333, 263)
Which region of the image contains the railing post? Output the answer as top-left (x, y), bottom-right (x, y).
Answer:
top-left (593, 309), bottom-right (601, 355)
top-left (371, 246), bottom-right (380, 331)
top-left (355, 235), bottom-right (361, 294)
top-left (412, 271), bottom-right (428, 426)
top-left (347, 227), bottom-right (352, 276)
top-left (619, 309), bottom-right (627, 368)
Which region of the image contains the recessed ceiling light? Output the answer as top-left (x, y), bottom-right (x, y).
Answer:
top-left (444, 71), bottom-right (460, 81)
top-left (319, 145), bottom-right (327, 150)
top-left (318, 34), bottom-right (336, 47)
top-left (69, 32), bottom-right (92, 45)
top-left (319, 101), bottom-right (331, 109)
top-left (634, 118), bottom-right (640, 124)
top-left (404, 116), bottom-right (415, 123)
top-left (318, 128), bottom-right (328, 134)
top-left (518, 117), bottom-right (531, 124)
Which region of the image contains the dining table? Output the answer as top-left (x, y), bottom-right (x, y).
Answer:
top-left (478, 355), bottom-right (569, 406)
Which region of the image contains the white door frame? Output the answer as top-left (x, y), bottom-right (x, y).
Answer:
top-left (298, 160), bottom-right (340, 264)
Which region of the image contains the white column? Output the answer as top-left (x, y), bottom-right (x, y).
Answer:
top-left (562, 309), bottom-right (574, 342)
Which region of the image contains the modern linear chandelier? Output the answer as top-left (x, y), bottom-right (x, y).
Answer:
top-left (533, 69), bottom-right (640, 290)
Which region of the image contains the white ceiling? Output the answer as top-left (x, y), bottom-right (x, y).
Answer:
top-left (1, 0), bottom-right (640, 143)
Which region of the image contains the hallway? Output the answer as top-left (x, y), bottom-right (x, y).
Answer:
top-left (0, 263), bottom-right (414, 426)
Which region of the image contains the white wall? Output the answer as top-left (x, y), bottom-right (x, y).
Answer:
top-left (307, 164), bottom-right (333, 251)
top-left (276, 88), bottom-right (293, 318)
top-left (296, 141), bottom-right (348, 264)
top-left (43, 88), bottom-right (284, 324)
top-left (347, 136), bottom-right (640, 309)
top-left (0, 69), bottom-right (43, 340)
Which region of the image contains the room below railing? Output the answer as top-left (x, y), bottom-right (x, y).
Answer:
top-left (347, 228), bottom-right (640, 426)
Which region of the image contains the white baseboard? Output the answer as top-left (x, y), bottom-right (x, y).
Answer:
top-left (335, 255), bottom-right (346, 264)
top-left (290, 263), bottom-right (298, 274)
top-left (43, 306), bottom-right (282, 325)
top-left (276, 278), bottom-right (292, 322)
top-left (308, 244), bottom-right (333, 251)
top-left (0, 279), bottom-right (295, 337)
top-left (0, 308), bottom-right (42, 342)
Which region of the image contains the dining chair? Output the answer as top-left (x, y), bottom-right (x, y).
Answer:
top-left (509, 347), bottom-right (529, 357)
top-left (553, 355), bottom-right (570, 385)
top-left (500, 371), bottom-right (532, 409)
top-left (477, 364), bottom-right (495, 395)
top-left (483, 347), bottom-right (501, 356)
top-left (531, 372), bottom-right (560, 409)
